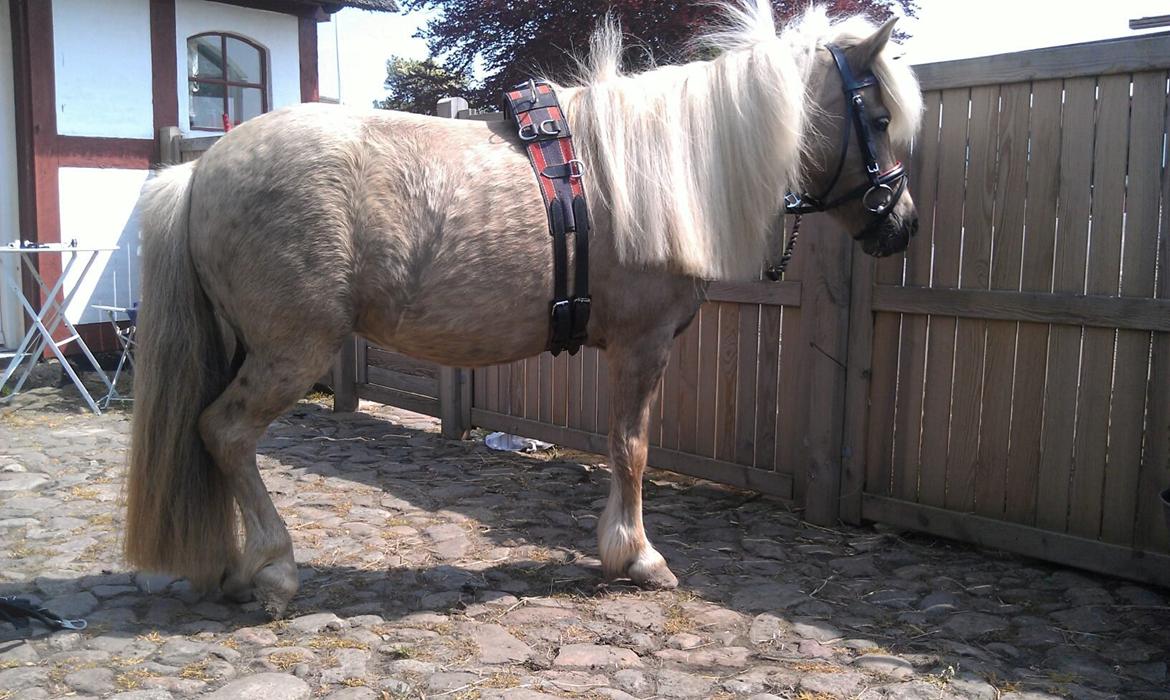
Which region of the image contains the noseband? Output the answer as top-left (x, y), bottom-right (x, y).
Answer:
top-left (784, 44), bottom-right (908, 233)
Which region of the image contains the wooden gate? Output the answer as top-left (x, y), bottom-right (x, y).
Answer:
top-left (844, 33), bottom-right (1170, 585)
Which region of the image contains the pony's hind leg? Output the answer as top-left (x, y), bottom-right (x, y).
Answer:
top-left (598, 338), bottom-right (679, 589)
top-left (198, 341), bottom-right (338, 616)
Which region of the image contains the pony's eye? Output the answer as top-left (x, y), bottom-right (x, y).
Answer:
top-left (875, 117), bottom-right (891, 132)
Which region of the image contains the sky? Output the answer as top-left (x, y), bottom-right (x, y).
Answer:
top-left (321, 1), bottom-right (1170, 108)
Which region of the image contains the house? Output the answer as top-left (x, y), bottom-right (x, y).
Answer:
top-left (0, 0), bottom-right (396, 356)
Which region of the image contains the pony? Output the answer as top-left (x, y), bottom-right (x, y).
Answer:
top-left (124, 3), bottom-right (923, 616)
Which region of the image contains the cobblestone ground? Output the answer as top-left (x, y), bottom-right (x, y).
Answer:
top-left (1, 371), bottom-right (1168, 700)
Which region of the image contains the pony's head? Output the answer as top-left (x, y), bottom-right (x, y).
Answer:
top-left (788, 11), bottom-right (923, 257)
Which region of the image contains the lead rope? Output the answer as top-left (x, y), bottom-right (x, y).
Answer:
top-left (765, 214), bottom-right (801, 281)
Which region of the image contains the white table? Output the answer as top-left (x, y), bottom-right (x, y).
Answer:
top-left (0, 243), bottom-right (118, 414)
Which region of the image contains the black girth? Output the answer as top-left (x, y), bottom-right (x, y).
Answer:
top-left (504, 80), bottom-right (591, 356)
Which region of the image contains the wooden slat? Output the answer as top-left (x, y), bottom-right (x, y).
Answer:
top-left (580, 350), bottom-right (597, 432)
top-left (715, 303), bottom-right (741, 463)
top-left (485, 363), bottom-right (500, 413)
top-left (1037, 77), bottom-right (1097, 533)
top-left (1134, 71), bottom-right (1170, 554)
top-left (538, 353), bottom-right (554, 424)
top-left (659, 329), bottom-right (683, 451)
top-left (754, 304), bottom-right (781, 471)
top-left (734, 305), bottom-right (760, 466)
top-left (1006, 79), bottom-right (1062, 525)
top-left (912, 31), bottom-right (1170, 91)
top-left (918, 87), bottom-right (969, 508)
top-left (891, 91), bottom-right (942, 503)
top-left (471, 410), bottom-right (794, 500)
top-left (872, 287), bottom-right (1170, 331)
top-left (706, 280), bottom-right (801, 306)
top-left (862, 495), bottom-right (1170, 588)
top-left (525, 355), bottom-right (539, 420)
top-left (944, 84), bottom-right (998, 513)
top-left (696, 304), bottom-right (719, 458)
top-left (366, 366), bottom-right (439, 399)
top-left (498, 362), bottom-right (511, 416)
top-left (675, 312), bottom-right (701, 455)
top-left (366, 347), bottom-right (439, 379)
top-left (1101, 71), bottom-right (1166, 546)
top-left (1069, 74), bottom-right (1130, 540)
top-left (841, 253), bottom-right (874, 523)
top-left (776, 226), bottom-right (809, 492)
top-left (552, 351), bottom-right (568, 427)
top-left (976, 81), bottom-right (1030, 519)
top-left (356, 384), bottom-right (440, 418)
top-left (567, 350), bottom-right (582, 429)
top-left (510, 359), bottom-right (526, 418)
top-left (648, 373), bottom-right (664, 448)
top-left (596, 349), bottom-right (610, 432)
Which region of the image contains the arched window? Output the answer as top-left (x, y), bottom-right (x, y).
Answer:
top-left (187, 33), bottom-right (268, 131)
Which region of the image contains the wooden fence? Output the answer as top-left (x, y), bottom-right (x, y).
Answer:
top-left (162, 32), bottom-right (1170, 587)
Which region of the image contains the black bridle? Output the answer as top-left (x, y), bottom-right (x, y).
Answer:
top-left (768, 44), bottom-right (908, 279)
top-left (787, 43), bottom-right (908, 222)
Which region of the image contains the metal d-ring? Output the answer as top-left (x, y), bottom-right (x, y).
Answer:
top-left (863, 183), bottom-right (895, 214)
top-left (539, 119), bottom-right (561, 136)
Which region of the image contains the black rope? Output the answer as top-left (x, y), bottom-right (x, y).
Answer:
top-left (766, 214), bottom-right (802, 281)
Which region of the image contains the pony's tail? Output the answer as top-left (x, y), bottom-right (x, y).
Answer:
top-left (124, 162), bottom-right (238, 590)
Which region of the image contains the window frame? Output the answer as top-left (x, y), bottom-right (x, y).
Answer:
top-left (187, 31), bottom-right (269, 132)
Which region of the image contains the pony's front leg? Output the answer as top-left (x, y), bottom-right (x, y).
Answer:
top-left (598, 340), bottom-right (678, 589)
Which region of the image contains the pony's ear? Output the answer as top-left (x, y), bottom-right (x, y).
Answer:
top-left (850, 17), bottom-right (898, 68)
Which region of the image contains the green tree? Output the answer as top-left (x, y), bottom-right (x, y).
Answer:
top-left (399, 0), bottom-right (917, 105)
top-left (374, 56), bottom-right (470, 114)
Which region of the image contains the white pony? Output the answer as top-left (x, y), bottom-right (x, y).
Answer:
top-left (125, 3), bottom-right (923, 616)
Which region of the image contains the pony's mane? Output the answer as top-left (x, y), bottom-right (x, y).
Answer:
top-left (559, 2), bottom-right (923, 281)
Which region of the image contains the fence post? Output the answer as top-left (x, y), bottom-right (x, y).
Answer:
top-left (333, 336), bottom-right (359, 413)
top-left (434, 96), bottom-right (473, 439)
top-left (840, 254), bottom-right (875, 524)
top-left (159, 126), bottom-right (182, 165)
top-left (798, 217), bottom-right (854, 526)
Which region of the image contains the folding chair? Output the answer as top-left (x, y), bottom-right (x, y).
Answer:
top-left (91, 303), bottom-right (137, 408)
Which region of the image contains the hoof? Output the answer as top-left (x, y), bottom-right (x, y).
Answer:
top-left (627, 550), bottom-right (679, 590)
top-left (254, 560), bottom-right (299, 619)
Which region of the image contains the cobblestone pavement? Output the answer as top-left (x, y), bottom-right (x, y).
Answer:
top-left (1, 374), bottom-right (1168, 700)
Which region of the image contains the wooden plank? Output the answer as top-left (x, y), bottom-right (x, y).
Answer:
top-left (485, 363), bottom-right (500, 414)
top-left (354, 336), bottom-right (368, 385)
top-left (891, 91), bottom-right (942, 503)
top-left (1101, 71), bottom-right (1165, 546)
top-left (862, 495), bottom-right (1170, 588)
top-left (911, 32), bottom-right (1170, 91)
top-left (648, 373), bottom-right (664, 448)
top-left (525, 355), bottom-right (539, 420)
top-left (707, 280), bottom-right (801, 306)
top-left (596, 349), bottom-right (611, 433)
top-left (1134, 72), bottom-right (1170, 554)
top-left (715, 303), bottom-right (741, 463)
top-left (976, 81), bottom-right (1030, 519)
top-left (944, 84), bottom-right (998, 513)
top-left (1037, 76), bottom-right (1097, 533)
top-left (538, 353), bottom-right (553, 423)
top-left (1068, 74), bottom-right (1130, 540)
top-left (357, 384), bottom-right (440, 418)
top-left (567, 350), bottom-right (582, 429)
top-left (871, 287), bottom-right (1170, 331)
top-left (366, 366), bottom-right (439, 399)
top-left (366, 347), bottom-right (440, 379)
top-left (734, 305), bottom-right (760, 466)
top-left (918, 87), bottom-right (970, 508)
top-left (1006, 79), bottom-right (1062, 525)
top-left (754, 304), bottom-right (781, 471)
top-left (798, 214), bottom-right (853, 526)
top-left (471, 410), bottom-right (794, 499)
top-left (552, 351), bottom-right (568, 427)
top-left (696, 304), bottom-right (720, 458)
top-left (675, 313), bottom-right (701, 455)
top-left (659, 331), bottom-right (682, 451)
top-left (580, 350), bottom-right (597, 432)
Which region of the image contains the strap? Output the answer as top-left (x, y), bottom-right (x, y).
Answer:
top-left (0, 596), bottom-right (87, 630)
top-left (505, 80), bottom-right (592, 356)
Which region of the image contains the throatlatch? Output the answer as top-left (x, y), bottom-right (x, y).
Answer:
top-left (504, 80), bottom-right (591, 356)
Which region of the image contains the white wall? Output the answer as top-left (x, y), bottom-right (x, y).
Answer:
top-left (176, 0), bottom-right (300, 134)
top-left (58, 168), bottom-right (149, 326)
top-left (53, 0), bottom-right (154, 139)
top-left (0, 0), bottom-right (21, 348)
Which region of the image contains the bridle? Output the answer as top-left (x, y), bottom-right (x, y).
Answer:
top-left (768, 43), bottom-right (908, 278)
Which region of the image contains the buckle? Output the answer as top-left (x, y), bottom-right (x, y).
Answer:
top-left (518, 119), bottom-right (563, 142)
top-left (541, 159), bottom-right (586, 180)
top-left (570, 297), bottom-right (591, 343)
